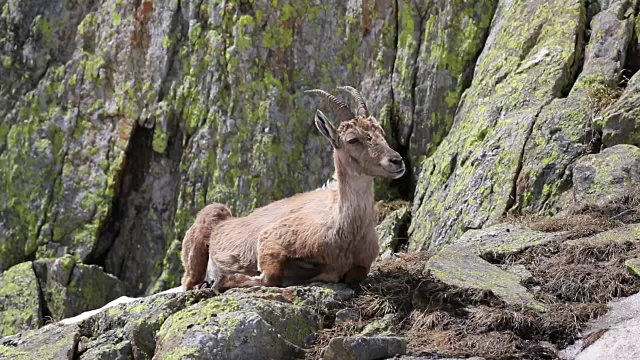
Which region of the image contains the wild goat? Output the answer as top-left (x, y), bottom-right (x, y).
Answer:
top-left (180, 86), bottom-right (406, 292)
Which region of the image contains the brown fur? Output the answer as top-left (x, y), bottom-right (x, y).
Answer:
top-left (181, 88), bottom-right (405, 291)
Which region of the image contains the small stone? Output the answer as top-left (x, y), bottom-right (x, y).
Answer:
top-left (322, 336), bottom-right (407, 360)
top-left (335, 309), bottom-right (360, 324)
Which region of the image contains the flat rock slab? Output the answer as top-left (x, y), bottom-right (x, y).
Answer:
top-left (453, 223), bottom-right (561, 257)
top-left (566, 224), bottom-right (640, 247)
top-left (322, 336), bottom-right (407, 360)
top-left (425, 247), bottom-right (545, 311)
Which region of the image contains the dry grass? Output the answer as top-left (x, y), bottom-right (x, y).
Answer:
top-left (585, 83), bottom-right (623, 113)
top-left (304, 220), bottom-right (640, 359)
top-left (509, 238), bottom-right (640, 303)
top-left (375, 199), bottom-right (411, 223)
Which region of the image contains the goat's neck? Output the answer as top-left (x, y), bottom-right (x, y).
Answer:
top-left (332, 154), bottom-right (375, 236)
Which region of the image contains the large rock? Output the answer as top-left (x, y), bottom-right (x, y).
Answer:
top-left (410, 0), bottom-right (586, 248)
top-left (0, 284), bottom-right (350, 360)
top-left (602, 71), bottom-right (640, 147)
top-left (0, 263), bottom-right (41, 337)
top-left (392, 0), bottom-right (498, 178)
top-left (32, 255), bottom-right (125, 322)
top-left (425, 247), bottom-right (545, 310)
top-left (452, 222), bottom-right (561, 257)
top-left (572, 145), bottom-right (640, 208)
top-left (517, 0), bottom-right (637, 215)
top-left (562, 293), bottom-right (640, 360)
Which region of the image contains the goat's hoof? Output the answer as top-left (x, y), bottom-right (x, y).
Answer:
top-left (198, 281), bottom-right (210, 290)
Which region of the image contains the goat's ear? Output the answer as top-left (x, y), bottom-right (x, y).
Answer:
top-left (314, 110), bottom-right (339, 147)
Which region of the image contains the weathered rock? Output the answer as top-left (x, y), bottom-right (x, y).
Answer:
top-left (393, 0), bottom-right (498, 177)
top-left (321, 336), bottom-right (407, 360)
top-left (32, 256), bottom-right (125, 321)
top-left (154, 289), bottom-right (324, 359)
top-left (516, 0), bottom-right (638, 215)
top-left (376, 205), bottom-right (411, 253)
top-left (335, 309), bottom-right (361, 325)
top-left (1, 284), bottom-right (349, 359)
top-left (0, 263), bottom-right (41, 336)
top-left (572, 145), bottom-right (640, 208)
top-left (602, 71), bottom-right (640, 147)
top-left (564, 293), bottom-right (640, 360)
top-left (566, 223), bottom-right (640, 247)
top-left (425, 247), bottom-right (544, 310)
top-left (410, 0), bottom-right (586, 248)
top-left (77, 330), bottom-right (133, 360)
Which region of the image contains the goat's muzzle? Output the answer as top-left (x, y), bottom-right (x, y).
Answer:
top-left (382, 155), bottom-right (405, 179)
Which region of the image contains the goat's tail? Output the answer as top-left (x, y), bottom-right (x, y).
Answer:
top-left (181, 203), bottom-right (232, 290)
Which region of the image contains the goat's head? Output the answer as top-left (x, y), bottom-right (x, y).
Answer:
top-left (305, 86), bottom-right (405, 179)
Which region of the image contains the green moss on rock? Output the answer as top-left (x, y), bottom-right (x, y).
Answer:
top-left (0, 262), bottom-right (41, 336)
top-left (410, 0), bottom-right (585, 249)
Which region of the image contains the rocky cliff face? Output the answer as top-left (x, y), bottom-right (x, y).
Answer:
top-left (1, 0), bottom-right (640, 357)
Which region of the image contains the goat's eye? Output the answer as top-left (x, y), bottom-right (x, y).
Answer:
top-left (346, 138), bottom-right (359, 144)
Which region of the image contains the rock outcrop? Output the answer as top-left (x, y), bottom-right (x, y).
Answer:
top-left (2, 0), bottom-right (640, 358)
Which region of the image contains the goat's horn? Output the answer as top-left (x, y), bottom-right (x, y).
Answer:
top-left (304, 89), bottom-right (355, 122)
top-left (337, 86), bottom-right (369, 117)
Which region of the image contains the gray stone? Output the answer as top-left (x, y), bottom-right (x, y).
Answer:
top-left (505, 264), bottom-right (534, 282)
top-left (572, 145), bottom-right (640, 209)
top-left (32, 255), bottom-right (125, 321)
top-left (566, 223), bottom-right (640, 247)
top-left (0, 323), bottom-right (81, 359)
top-left (410, 0), bottom-right (587, 248)
top-left (376, 205), bottom-right (411, 253)
top-left (322, 336), bottom-right (407, 360)
top-left (359, 314), bottom-right (397, 336)
top-left (335, 309), bottom-right (361, 324)
top-left (602, 71), bottom-right (640, 148)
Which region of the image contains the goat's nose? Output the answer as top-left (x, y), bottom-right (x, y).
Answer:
top-left (389, 156), bottom-right (403, 166)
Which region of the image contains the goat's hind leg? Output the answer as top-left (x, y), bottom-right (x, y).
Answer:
top-left (181, 230), bottom-right (208, 291)
top-left (282, 257), bottom-right (326, 286)
top-left (342, 265), bottom-right (369, 284)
